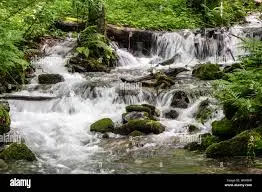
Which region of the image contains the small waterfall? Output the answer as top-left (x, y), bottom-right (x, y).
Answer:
top-left (5, 14), bottom-right (262, 174)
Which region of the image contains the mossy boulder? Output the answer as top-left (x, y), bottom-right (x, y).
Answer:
top-left (223, 63), bottom-right (244, 73)
top-left (184, 142), bottom-right (201, 151)
top-left (212, 119), bottom-right (236, 140)
top-left (129, 130), bottom-right (144, 137)
top-left (0, 159), bottom-right (8, 170)
top-left (170, 90), bottom-right (190, 108)
top-left (90, 118), bottom-right (114, 133)
top-left (195, 99), bottom-right (213, 124)
top-left (122, 112), bottom-right (149, 124)
top-left (68, 56), bottom-right (109, 73)
top-left (114, 119), bottom-right (165, 135)
top-left (206, 128), bottom-right (262, 158)
top-left (0, 100), bottom-right (10, 112)
top-left (0, 143), bottom-right (36, 161)
top-left (38, 74), bottom-right (64, 84)
top-left (192, 63), bottom-right (223, 80)
top-left (188, 125), bottom-right (200, 133)
top-left (0, 105), bottom-right (11, 135)
top-left (164, 110), bottom-right (179, 119)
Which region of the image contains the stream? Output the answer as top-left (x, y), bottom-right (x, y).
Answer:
top-left (2, 14), bottom-right (262, 174)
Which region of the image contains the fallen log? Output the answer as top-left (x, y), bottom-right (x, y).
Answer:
top-left (120, 67), bottom-right (189, 83)
top-left (0, 95), bottom-right (58, 101)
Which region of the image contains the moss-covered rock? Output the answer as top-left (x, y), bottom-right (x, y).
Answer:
top-left (184, 142), bottom-right (201, 151)
top-left (0, 105), bottom-right (11, 135)
top-left (206, 128), bottom-right (262, 158)
top-left (0, 100), bottom-right (10, 112)
top-left (195, 99), bottom-right (213, 124)
top-left (212, 119), bottom-right (236, 140)
top-left (224, 63), bottom-right (244, 73)
top-left (129, 130), bottom-right (144, 137)
top-left (114, 119), bottom-right (165, 135)
top-left (164, 110), bottom-right (179, 119)
top-left (0, 143), bottom-right (36, 161)
top-left (38, 74), bottom-right (64, 84)
top-left (188, 125), bottom-right (200, 133)
top-left (201, 134), bottom-right (220, 150)
top-left (170, 90), bottom-right (190, 108)
top-left (68, 56), bottom-right (109, 73)
top-left (90, 118), bottom-right (114, 133)
top-left (192, 63), bottom-right (223, 80)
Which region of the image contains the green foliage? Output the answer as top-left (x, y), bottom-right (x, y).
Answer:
top-left (105, 0), bottom-right (254, 30)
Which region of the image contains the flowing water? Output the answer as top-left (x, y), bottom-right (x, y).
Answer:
top-left (2, 14), bottom-right (262, 174)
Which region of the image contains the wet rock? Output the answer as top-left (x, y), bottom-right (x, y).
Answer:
top-left (170, 90), bottom-right (190, 108)
top-left (192, 63), bottom-right (223, 80)
top-left (122, 112), bottom-right (149, 124)
top-left (102, 133), bottom-right (109, 139)
top-left (106, 24), bottom-right (154, 56)
top-left (125, 104), bottom-right (159, 117)
top-left (114, 119), bottom-right (165, 135)
top-left (0, 104), bottom-right (10, 135)
top-left (54, 17), bottom-right (85, 32)
top-left (0, 143), bottom-right (36, 161)
top-left (188, 125), bottom-right (200, 133)
top-left (212, 119), bottom-right (236, 140)
top-left (38, 74), bottom-right (65, 84)
top-left (164, 110), bottom-right (179, 119)
top-left (206, 127), bottom-right (262, 158)
top-left (129, 130), bottom-right (144, 137)
top-left (90, 118), bottom-right (114, 133)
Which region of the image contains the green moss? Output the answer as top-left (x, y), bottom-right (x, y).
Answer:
top-left (193, 64), bottom-right (223, 80)
top-left (90, 118), bottom-right (114, 133)
top-left (212, 119), bottom-right (236, 140)
top-left (129, 130), bottom-right (144, 137)
top-left (0, 143), bottom-right (36, 161)
top-left (0, 105), bottom-right (11, 135)
top-left (201, 135), bottom-right (220, 150)
top-left (114, 119), bottom-right (165, 135)
top-left (195, 100), bottom-right (213, 124)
